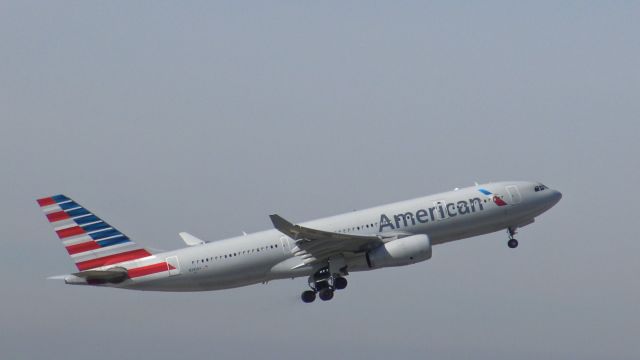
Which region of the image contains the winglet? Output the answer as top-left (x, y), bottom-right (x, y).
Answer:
top-left (270, 214), bottom-right (304, 240)
top-left (269, 214), bottom-right (294, 231)
top-left (179, 232), bottom-right (205, 246)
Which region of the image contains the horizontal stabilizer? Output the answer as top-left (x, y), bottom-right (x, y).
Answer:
top-left (47, 275), bottom-right (68, 280)
top-left (179, 232), bottom-right (205, 246)
top-left (71, 267), bottom-right (129, 284)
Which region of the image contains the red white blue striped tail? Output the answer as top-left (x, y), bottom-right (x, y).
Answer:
top-left (37, 195), bottom-right (153, 271)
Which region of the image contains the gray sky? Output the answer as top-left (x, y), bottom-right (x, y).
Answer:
top-left (1, 2), bottom-right (639, 359)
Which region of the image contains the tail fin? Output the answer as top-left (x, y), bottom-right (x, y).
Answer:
top-left (37, 195), bottom-right (152, 271)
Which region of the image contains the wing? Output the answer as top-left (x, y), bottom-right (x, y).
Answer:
top-left (270, 214), bottom-right (384, 268)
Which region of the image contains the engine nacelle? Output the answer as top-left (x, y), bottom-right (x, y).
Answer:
top-left (366, 234), bottom-right (432, 268)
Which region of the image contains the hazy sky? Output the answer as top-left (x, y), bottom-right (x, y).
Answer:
top-left (1, 2), bottom-right (639, 359)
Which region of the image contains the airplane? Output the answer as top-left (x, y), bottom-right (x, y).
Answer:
top-left (38, 181), bottom-right (561, 303)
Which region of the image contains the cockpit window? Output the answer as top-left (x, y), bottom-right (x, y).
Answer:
top-left (534, 184), bottom-right (549, 192)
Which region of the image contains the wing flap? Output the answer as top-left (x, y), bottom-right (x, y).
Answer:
top-left (269, 214), bottom-right (383, 266)
top-left (270, 215), bottom-right (380, 247)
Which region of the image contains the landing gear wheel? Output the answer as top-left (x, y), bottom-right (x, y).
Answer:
top-left (301, 290), bottom-right (316, 303)
top-left (508, 238), bottom-right (519, 248)
top-left (318, 288), bottom-right (334, 301)
top-left (315, 280), bottom-right (330, 291)
top-left (334, 277), bottom-right (348, 290)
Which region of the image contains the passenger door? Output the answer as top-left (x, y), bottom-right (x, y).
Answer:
top-left (505, 185), bottom-right (522, 205)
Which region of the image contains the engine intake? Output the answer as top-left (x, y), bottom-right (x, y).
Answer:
top-left (366, 234), bottom-right (432, 268)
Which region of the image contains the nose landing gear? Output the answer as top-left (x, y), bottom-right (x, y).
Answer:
top-left (507, 227), bottom-right (519, 248)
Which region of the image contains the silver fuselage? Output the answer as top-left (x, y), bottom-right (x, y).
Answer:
top-left (72, 181), bottom-right (561, 291)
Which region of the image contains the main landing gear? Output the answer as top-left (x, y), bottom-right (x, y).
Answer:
top-left (507, 227), bottom-right (519, 249)
top-left (300, 267), bottom-right (348, 303)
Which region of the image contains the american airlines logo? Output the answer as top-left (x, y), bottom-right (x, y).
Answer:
top-left (379, 197), bottom-right (486, 232)
top-left (378, 189), bottom-right (507, 232)
top-left (478, 188), bottom-right (508, 206)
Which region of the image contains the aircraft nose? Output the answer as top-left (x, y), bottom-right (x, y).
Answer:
top-left (549, 189), bottom-right (562, 206)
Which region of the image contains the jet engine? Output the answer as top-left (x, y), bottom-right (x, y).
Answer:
top-left (366, 234), bottom-right (432, 268)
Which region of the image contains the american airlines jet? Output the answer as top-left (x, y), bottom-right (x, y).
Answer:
top-left (39, 181), bottom-right (561, 303)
